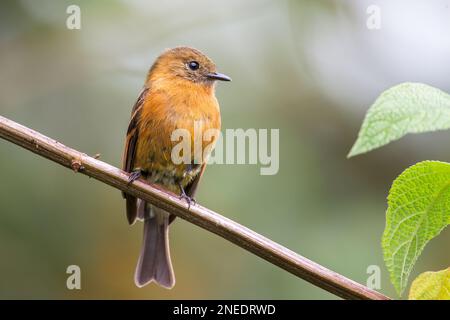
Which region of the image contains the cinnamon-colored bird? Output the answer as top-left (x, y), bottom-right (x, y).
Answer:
top-left (122, 47), bottom-right (231, 288)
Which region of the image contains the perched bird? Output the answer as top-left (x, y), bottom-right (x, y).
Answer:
top-left (122, 47), bottom-right (231, 288)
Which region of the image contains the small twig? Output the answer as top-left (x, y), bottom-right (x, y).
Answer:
top-left (0, 115), bottom-right (390, 300)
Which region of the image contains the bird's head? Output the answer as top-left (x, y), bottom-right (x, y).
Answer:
top-left (147, 47), bottom-right (231, 87)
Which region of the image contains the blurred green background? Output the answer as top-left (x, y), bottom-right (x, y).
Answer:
top-left (1, 0), bottom-right (450, 299)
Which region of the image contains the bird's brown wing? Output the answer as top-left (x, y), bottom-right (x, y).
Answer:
top-left (122, 87), bottom-right (148, 225)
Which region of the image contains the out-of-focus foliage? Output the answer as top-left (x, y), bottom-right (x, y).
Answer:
top-left (409, 268), bottom-right (450, 300)
top-left (1, 0), bottom-right (450, 299)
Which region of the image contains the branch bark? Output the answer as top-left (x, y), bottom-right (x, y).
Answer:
top-left (0, 115), bottom-right (390, 300)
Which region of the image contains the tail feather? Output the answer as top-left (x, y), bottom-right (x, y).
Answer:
top-left (126, 195), bottom-right (137, 225)
top-left (136, 199), bottom-right (145, 221)
top-left (134, 204), bottom-right (175, 289)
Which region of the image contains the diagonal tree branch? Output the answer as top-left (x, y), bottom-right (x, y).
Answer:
top-left (0, 115), bottom-right (390, 300)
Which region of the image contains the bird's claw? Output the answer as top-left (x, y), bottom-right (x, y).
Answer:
top-left (128, 170), bottom-right (142, 185)
top-left (179, 193), bottom-right (196, 209)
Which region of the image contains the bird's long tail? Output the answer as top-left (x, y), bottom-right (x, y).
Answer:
top-left (134, 202), bottom-right (175, 289)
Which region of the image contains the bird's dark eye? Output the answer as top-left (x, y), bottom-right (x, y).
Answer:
top-left (188, 61), bottom-right (200, 70)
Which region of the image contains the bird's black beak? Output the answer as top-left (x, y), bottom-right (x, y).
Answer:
top-left (207, 72), bottom-right (232, 82)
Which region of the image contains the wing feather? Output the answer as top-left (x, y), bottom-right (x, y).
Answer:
top-left (122, 87), bottom-right (148, 224)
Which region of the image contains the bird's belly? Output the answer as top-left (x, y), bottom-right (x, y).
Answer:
top-left (145, 162), bottom-right (202, 194)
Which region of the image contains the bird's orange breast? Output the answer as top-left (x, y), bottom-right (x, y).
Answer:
top-left (134, 79), bottom-right (221, 189)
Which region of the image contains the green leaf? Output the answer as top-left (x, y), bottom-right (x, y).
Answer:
top-left (382, 161), bottom-right (450, 296)
top-left (409, 268), bottom-right (450, 300)
top-left (348, 83), bottom-right (450, 157)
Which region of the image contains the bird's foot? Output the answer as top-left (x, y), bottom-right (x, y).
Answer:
top-left (180, 193), bottom-right (196, 209)
top-left (179, 184), bottom-right (196, 209)
top-left (128, 169), bottom-right (144, 185)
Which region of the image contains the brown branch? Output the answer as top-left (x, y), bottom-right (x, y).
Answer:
top-left (0, 115), bottom-right (390, 300)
